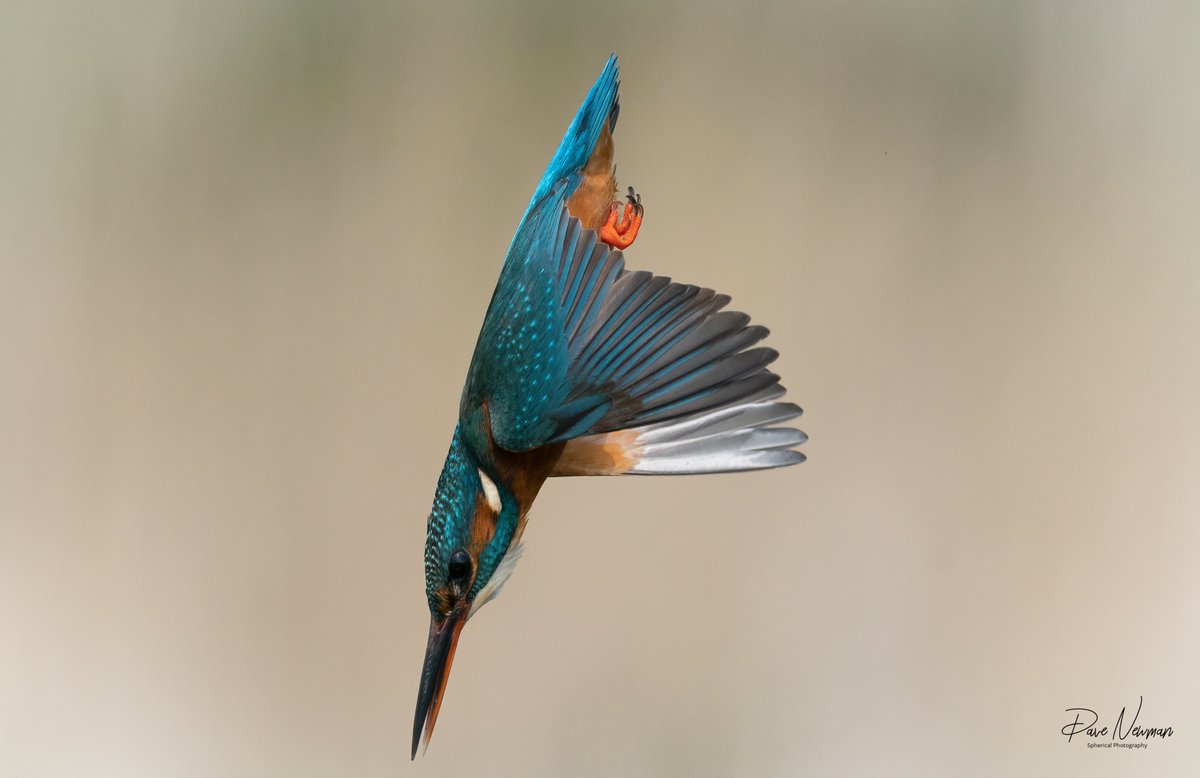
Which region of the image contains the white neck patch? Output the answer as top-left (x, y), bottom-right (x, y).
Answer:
top-left (477, 468), bottom-right (501, 514)
top-left (469, 537), bottom-right (524, 619)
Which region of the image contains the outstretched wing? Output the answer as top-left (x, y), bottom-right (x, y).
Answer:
top-left (461, 202), bottom-right (805, 471)
top-left (458, 57), bottom-right (804, 472)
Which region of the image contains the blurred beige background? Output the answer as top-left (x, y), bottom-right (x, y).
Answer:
top-left (2, 1), bottom-right (1198, 776)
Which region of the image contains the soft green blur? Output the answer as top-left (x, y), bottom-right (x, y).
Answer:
top-left (2, 2), bottom-right (1198, 776)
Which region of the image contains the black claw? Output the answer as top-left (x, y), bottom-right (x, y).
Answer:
top-left (625, 186), bottom-right (643, 215)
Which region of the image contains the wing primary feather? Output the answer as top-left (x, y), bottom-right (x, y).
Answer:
top-left (571, 270), bottom-right (648, 358)
top-left (614, 290), bottom-right (727, 386)
top-left (594, 284), bottom-right (696, 383)
top-left (463, 201), bottom-right (803, 463)
top-left (628, 318), bottom-right (766, 398)
top-left (631, 369), bottom-right (782, 426)
top-left (574, 276), bottom-right (672, 381)
top-left (640, 347), bottom-right (780, 407)
top-left (566, 249), bottom-right (623, 347)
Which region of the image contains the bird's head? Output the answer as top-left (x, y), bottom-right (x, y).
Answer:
top-left (412, 426), bottom-right (522, 758)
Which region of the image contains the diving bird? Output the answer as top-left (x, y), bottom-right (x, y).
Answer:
top-left (412, 54), bottom-right (806, 758)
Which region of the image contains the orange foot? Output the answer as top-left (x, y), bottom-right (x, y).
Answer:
top-left (599, 186), bottom-right (643, 250)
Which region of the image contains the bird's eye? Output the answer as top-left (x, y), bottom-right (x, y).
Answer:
top-left (448, 549), bottom-right (472, 586)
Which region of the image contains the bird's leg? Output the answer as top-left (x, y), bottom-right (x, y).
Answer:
top-left (599, 186), bottom-right (643, 250)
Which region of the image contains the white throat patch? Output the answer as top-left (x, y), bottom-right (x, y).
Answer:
top-left (469, 537), bottom-right (524, 619)
top-left (477, 468), bottom-right (501, 514)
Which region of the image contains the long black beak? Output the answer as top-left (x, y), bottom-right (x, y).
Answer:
top-left (411, 605), bottom-right (467, 759)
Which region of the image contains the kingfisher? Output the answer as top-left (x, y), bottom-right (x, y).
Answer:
top-left (411, 54), bottom-right (806, 758)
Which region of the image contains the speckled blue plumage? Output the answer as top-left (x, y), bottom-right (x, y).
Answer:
top-left (423, 426), bottom-right (475, 607)
top-left (424, 424), bottom-right (518, 609)
top-left (461, 201), bottom-right (603, 454)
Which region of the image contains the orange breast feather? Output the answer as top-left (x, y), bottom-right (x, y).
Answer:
top-left (566, 126), bottom-right (617, 230)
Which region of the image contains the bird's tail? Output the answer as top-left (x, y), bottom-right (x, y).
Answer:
top-left (528, 54), bottom-right (620, 209)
